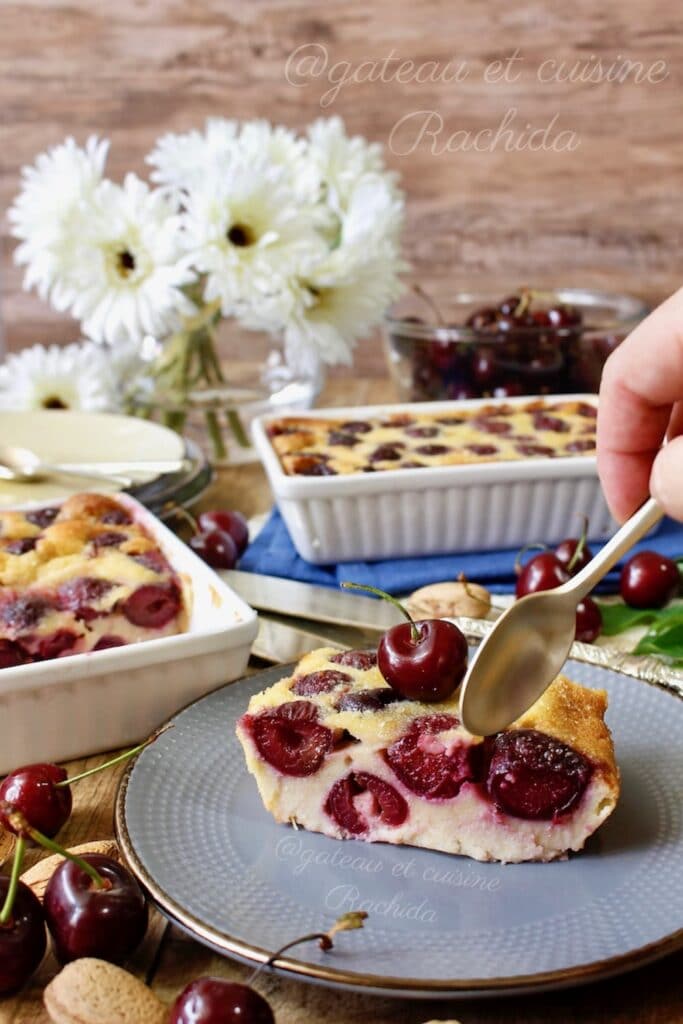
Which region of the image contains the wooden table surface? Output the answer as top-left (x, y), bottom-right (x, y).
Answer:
top-left (2, 376), bottom-right (683, 1024)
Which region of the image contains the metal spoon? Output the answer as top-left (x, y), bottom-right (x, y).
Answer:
top-left (0, 444), bottom-right (133, 489)
top-left (459, 497), bottom-right (664, 736)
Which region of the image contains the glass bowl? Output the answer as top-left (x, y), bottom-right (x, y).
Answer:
top-left (383, 288), bottom-right (649, 401)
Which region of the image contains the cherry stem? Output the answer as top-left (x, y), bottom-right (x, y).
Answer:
top-left (0, 836), bottom-right (25, 926)
top-left (340, 582), bottom-right (419, 643)
top-left (411, 283), bottom-right (445, 325)
top-left (2, 808), bottom-right (107, 890)
top-left (567, 515), bottom-right (589, 574)
top-left (162, 501), bottom-right (199, 536)
top-left (513, 542), bottom-right (548, 576)
top-left (55, 725), bottom-right (172, 788)
top-left (246, 911), bottom-right (368, 986)
top-left (513, 288), bottom-right (533, 318)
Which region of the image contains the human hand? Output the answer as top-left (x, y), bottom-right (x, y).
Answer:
top-left (598, 286), bottom-right (683, 522)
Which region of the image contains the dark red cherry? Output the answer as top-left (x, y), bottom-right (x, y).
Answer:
top-left (197, 510), bottom-right (249, 556)
top-left (330, 649), bottom-right (377, 670)
top-left (498, 295), bottom-right (521, 316)
top-left (492, 380), bottom-right (523, 398)
top-left (0, 763), bottom-right (72, 838)
top-left (0, 877), bottom-right (47, 995)
top-left (0, 639), bottom-right (30, 669)
top-left (0, 595), bottom-right (51, 632)
top-left (575, 597), bottom-right (602, 643)
top-left (515, 553), bottom-right (569, 598)
top-left (335, 688), bottom-right (404, 712)
top-left (189, 528), bottom-right (238, 569)
top-left (43, 854), bottom-right (147, 964)
top-left (378, 619), bottom-right (468, 702)
top-left (169, 977), bottom-right (274, 1024)
top-left (247, 701), bottom-right (333, 776)
top-left (324, 771), bottom-right (408, 834)
top-left (290, 669), bottom-right (351, 696)
top-left (471, 348), bottom-right (497, 385)
top-left (555, 538), bottom-right (593, 575)
top-left (24, 506), bottom-right (59, 528)
top-left (467, 307), bottom-right (498, 330)
top-left (4, 537), bottom-right (37, 555)
top-left (57, 577), bottom-right (113, 620)
top-left (620, 551), bottom-right (680, 609)
top-left (385, 714), bottom-right (481, 799)
top-left (486, 729), bottom-right (592, 819)
top-left (121, 584), bottom-right (181, 627)
top-left (92, 635), bottom-right (126, 651)
top-left (38, 629), bottom-right (80, 660)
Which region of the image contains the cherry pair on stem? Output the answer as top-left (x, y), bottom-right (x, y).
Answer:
top-left (0, 735), bottom-right (162, 995)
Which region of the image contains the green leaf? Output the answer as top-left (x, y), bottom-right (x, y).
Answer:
top-left (634, 615), bottom-right (683, 659)
top-left (594, 601), bottom-right (670, 636)
top-left (595, 601), bottom-right (683, 636)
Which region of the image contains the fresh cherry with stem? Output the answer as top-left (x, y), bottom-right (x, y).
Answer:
top-left (0, 837), bottom-right (47, 995)
top-left (515, 552), bottom-right (569, 598)
top-left (555, 516), bottom-right (593, 575)
top-left (169, 913), bottom-right (367, 1024)
top-left (0, 729), bottom-right (170, 841)
top-left (341, 583), bottom-right (468, 701)
top-left (3, 809), bottom-right (148, 965)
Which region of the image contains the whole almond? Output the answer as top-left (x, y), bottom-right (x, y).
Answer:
top-left (407, 580), bottom-right (491, 620)
top-left (21, 839), bottom-right (120, 901)
top-left (44, 958), bottom-right (167, 1024)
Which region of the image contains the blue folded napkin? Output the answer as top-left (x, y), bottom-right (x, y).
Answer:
top-left (239, 509), bottom-right (683, 595)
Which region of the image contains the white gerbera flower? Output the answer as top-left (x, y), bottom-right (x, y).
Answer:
top-left (30, 173), bottom-right (196, 345)
top-left (147, 118), bottom-right (239, 190)
top-left (0, 342), bottom-right (116, 412)
top-left (9, 136), bottom-right (109, 300)
top-left (241, 239), bottom-right (405, 374)
top-left (184, 157), bottom-right (322, 313)
top-left (306, 116), bottom-right (401, 216)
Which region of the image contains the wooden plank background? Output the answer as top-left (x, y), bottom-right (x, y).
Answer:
top-left (2, 0), bottom-right (683, 375)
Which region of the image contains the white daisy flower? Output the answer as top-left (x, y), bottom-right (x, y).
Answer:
top-left (147, 118), bottom-right (239, 190)
top-left (9, 136), bottom-right (109, 300)
top-left (0, 342), bottom-right (117, 412)
top-left (37, 173), bottom-right (196, 345)
top-left (183, 157), bottom-right (322, 313)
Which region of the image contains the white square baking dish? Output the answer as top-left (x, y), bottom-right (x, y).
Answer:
top-left (0, 494), bottom-right (258, 772)
top-left (252, 394), bottom-right (617, 564)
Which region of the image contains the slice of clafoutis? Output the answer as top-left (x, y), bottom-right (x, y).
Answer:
top-left (236, 647), bottom-right (619, 864)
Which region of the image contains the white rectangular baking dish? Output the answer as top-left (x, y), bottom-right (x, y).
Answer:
top-left (0, 494), bottom-right (258, 772)
top-left (252, 394), bottom-right (617, 564)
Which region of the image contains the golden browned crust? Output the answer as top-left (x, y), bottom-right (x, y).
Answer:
top-left (56, 492), bottom-right (129, 522)
top-left (266, 399), bottom-right (597, 477)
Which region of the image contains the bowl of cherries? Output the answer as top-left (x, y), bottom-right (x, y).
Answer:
top-left (383, 287), bottom-right (648, 402)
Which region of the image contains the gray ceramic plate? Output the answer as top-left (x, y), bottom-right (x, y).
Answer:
top-left (115, 659), bottom-right (683, 999)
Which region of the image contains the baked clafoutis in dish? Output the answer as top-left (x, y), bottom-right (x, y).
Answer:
top-left (0, 493), bottom-right (185, 668)
top-left (266, 399), bottom-right (596, 476)
top-left (237, 647), bottom-right (620, 863)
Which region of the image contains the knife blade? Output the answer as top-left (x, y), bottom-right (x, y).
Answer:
top-left (222, 569), bottom-right (403, 633)
top-left (252, 614), bottom-right (348, 663)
